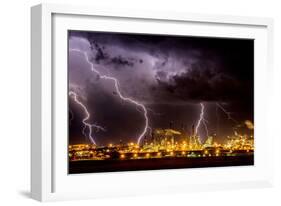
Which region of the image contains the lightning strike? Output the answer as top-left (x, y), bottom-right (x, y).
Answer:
top-left (70, 48), bottom-right (149, 145)
top-left (202, 118), bottom-right (209, 137)
top-left (69, 108), bottom-right (74, 125)
top-left (195, 103), bottom-right (209, 138)
top-left (69, 91), bottom-right (105, 145)
top-left (216, 103), bottom-right (238, 123)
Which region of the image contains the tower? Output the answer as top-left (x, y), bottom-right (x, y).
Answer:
top-left (191, 124), bottom-right (195, 136)
top-left (169, 121), bottom-right (173, 129)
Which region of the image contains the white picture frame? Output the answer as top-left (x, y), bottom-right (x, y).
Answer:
top-left (31, 3), bottom-right (274, 202)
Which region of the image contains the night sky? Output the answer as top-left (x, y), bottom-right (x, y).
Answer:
top-left (68, 30), bottom-right (254, 145)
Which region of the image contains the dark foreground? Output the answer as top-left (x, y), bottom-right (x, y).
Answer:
top-left (69, 154), bottom-right (254, 174)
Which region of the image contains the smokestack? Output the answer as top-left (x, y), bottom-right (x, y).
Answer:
top-left (169, 121), bottom-right (173, 129)
top-left (181, 123), bottom-right (185, 132)
top-left (191, 124), bottom-right (195, 136)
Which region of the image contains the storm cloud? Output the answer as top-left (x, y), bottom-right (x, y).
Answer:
top-left (68, 31), bottom-right (254, 145)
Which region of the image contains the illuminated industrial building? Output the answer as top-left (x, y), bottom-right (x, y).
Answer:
top-left (69, 126), bottom-right (254, 161)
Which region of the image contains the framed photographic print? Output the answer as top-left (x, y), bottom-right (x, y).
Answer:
top-left (31, 3), bottom-right (274, 201)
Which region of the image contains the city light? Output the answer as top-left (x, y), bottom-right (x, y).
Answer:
top-left (69, 127), bottom-right (254, 161)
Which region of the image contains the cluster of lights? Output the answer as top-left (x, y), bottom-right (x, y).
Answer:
top-left (69, 128), bottom-right (254, 161)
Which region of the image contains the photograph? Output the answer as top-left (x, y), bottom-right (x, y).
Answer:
top-left (68, 30), bottom-right (254, 174)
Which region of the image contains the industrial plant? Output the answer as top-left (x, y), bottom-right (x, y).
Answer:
top-left (68, 126), bottom-right (254, 161)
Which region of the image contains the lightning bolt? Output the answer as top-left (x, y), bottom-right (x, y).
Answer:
top-left (70, 48), bottom-right (149, 145)
top-left (216, 103), bottom-right (238, 124)
top-left (195, 103), bottom-right (209, 138)
top-left (69, 91), bottom-right (105, 145)
top-left (69, 108), bottom-right (74, 125)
